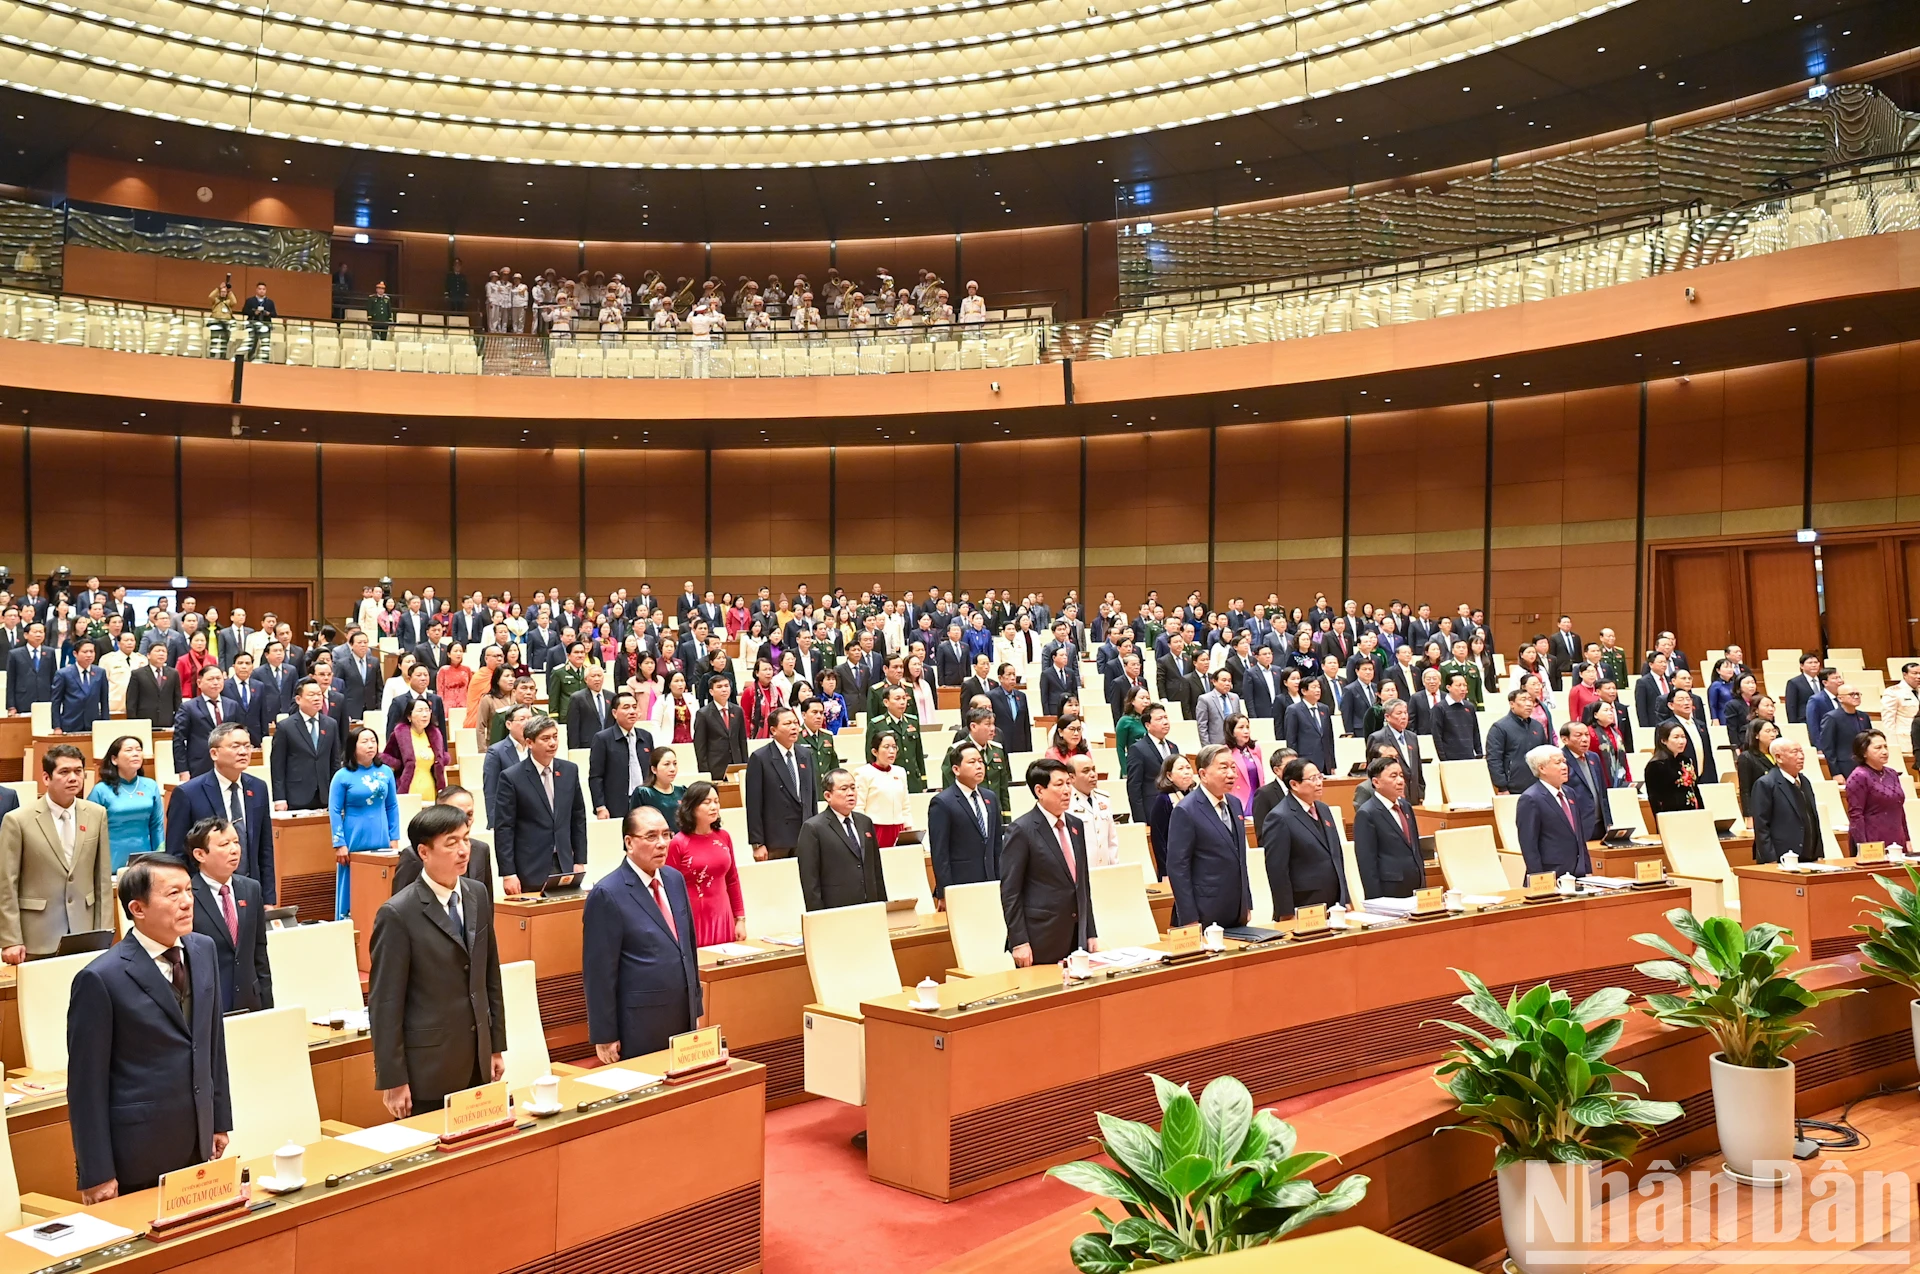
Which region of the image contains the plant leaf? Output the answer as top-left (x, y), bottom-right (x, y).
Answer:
top-left (1162, 1153), bottom-right (1216, 1198)
top-left (1199, 1074), bottom-right (1255, 1167)
top-left (1069, 1232), bottom-right (1131, 1274)
top-left (1048, 1160), bottom-right (1149, 1206)
top-left (1157, 1086), bottom-right (1205, 1166)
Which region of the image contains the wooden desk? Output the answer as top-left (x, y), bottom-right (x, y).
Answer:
top-left (699, 915), bottom-right (955, 1108)
top-left (26, 732), bottom-right (166, 786)
top-left (1734, 860), bottom-right (1904, 967)
top-left (0, 716), bottom-right (28, 781)
top-left (495, 893), bottom-right (591, 1064)
top-left (862, 884), bottom-right (1688, 1201)
top-left (1320, 776), bottom-right (1362, 825)
top-left (1412, 804), bottom-right (1493, 832)
top-left (7, 1023), bottom-right (386, 1201)
top-left (0, 1055), bottom-right (765, 1274)
top-left (271, 813), bottom-right (337, 923)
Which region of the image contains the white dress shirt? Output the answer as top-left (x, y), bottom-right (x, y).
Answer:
top-left (855, 764), bottom-right (911, 826)
top-left (131, 925), bottom-right (185, 981)
top-left (1069, 788), bottom-right (1119, 867)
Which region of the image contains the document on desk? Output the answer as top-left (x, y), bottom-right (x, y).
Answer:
top-left (1090, 947), bottom-right (1164, 970)
top-left (1577, 875), bottom-right (1639, 891)
top-left (1362, 896), bottom-right (1421, 916)
top-left (337, 1123), bottom-right (439, 1154)
top-left (7, 1213), bottom-right (136, 1258)
top-left (759, 933), bottom-right (805, 947)
top-left (700, 942), bottom-right (763, 958)
top-left (575, 1069), bottom-right (662, 1093)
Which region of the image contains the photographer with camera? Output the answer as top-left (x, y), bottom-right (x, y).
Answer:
top-left (207, 277), bottom-right (238, 359)
top-left (241, 281), bottom-right (277, 362)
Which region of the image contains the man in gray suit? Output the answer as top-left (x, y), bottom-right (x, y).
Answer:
top-left (216, 607), bottom-right (254, 672)
top-left (1194, 668), bottom-right (1243, 748)
top-left (0, 743), bottom-right (111, 961)
top-left (1366, 699), bottom-right (1426, 805)
top-left (369, 804), bottom-right (507, 1117)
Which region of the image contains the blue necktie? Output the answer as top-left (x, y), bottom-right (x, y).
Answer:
top-left (446, 888), bottom-right (465, 945)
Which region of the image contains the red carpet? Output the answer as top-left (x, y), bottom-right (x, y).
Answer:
top-left (762, 1073), bottom-right (1404, 1274)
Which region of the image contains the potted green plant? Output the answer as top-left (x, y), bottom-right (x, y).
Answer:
top-left (1430, 971), bottom-right (1681, 1274)
top-left (1046, 1073), bottom-right (1368, 1271)
top-left (1634, 907), bottom-right (1859, 1185)
top-left (1853, 862), bottom-right (1920, 1064)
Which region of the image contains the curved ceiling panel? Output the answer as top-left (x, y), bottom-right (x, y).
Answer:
top-left (0, 0), bottom-right (1629, 166)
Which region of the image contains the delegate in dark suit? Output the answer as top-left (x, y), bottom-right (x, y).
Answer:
top-left (4, 643), bottom-right (55, 712)
top-left (1039, 663), bottom-right (1078, 718)
top-left (126, 663), bottom-right (182, 726)
top-left (1261, 797), bottom-right (1350, 918)
top-left (368, 876), bottom-right (507, 1110)
top-left (1562, 747), bottom-right (1609, 841)
top-left (692, 701), bottom-right (748, 780)
top-left (170, 696), bottom-right (228, 778)
top-left (1166, 791), bottom-right (1253, 927)
top-left (269, 710), bottom-right (341, 810)
top-left (1436, 699), bottom-right (1483, 760)
top-left (587, 725), bottom-right (655, 822)
top-left (989, 684), bottom-right (1034, 754)
top-left (219, 681), bottom-right (274, 746)
top-left (49, 662), bottom-right (110, 734)
top-left (999, 807), bottom-right (1095, 964)
top-left (67, 932), bottom-right (232, 1193)
top-left (1284, 699), bottom-right (1335, 774)
top-left (927, 784), bottom-right (1002, 899)
top-left (1157, 654), bottom-right (1199, 720)
top-left (1749, 766), bottom-right (1821, 864)
top-left (1127, 734), bottom-right (1182, 823)
top-left (566, 688), bottom-right (613, 746)
top-left (1514, 782), bottom-right (1593, 876)
top-left (494, 756), bottom-right (589, 888)
top-left (744, 742), bottom-right (817, 857)
top-left (190, 873), bottom-right (272, 1013)
top-left (164, 771), bottom-right (275, 902)
top-left (583, 862), bottom-right (702, 1059)
top-left (795, 808), bottom-right (886, 910)
top-left (335, 650), bottom-right (384, 714)
top-left (1353, 796), bottom-right (1424, 898)
top-left (1486, 715), bottom-right (1551, 793)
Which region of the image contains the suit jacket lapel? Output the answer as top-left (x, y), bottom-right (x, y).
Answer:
top-left (193, 877), bottom-right (236, 952)
top-left (623, 867), bottom-right (678, 944)
top-left (120, 940), bottom-right (189, 1034)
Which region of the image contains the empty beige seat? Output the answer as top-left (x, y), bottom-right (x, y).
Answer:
top-left (1114, 822), bottom-right (1158, 887)
top-left (1608, 787), bottom-right (1648, 836)
top-left (945, 881), bottom-right (1014, 974)
top-left (739, 858), bottom-right (804, 938)
top-left (1088, 864), bottom-right (1159, 949)
top-left (266, 919), bottom-right (365, 1018)
top-left (223, 1006), bottom-right (337, 1160)
top-left (17, 951), bottom-right (100, 1073)
top-left (1436, 760), bottom-right (1495, 806)
top-left (499, 958), bottom-right (583, 1095)
top-left (1434, 826), bottom-right (1509, 895)
top-left (1491, 793), bottom-right (1521, 850)
top-left (585, 817), bottom-right (625, 886)
top-left (878, 846), bottom-right (935, 916)
top-left (1657, 809), bottom-right (1739, 920)
top-left (801, 901), bottom-right (905, 1106)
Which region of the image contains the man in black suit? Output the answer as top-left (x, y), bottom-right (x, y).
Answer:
top-left (1353, 755), bottom-right (1424, 898)
top-left (1634, 653), bottom-right (1674, 739)
top-left (795, 768), bottom-right (886, 911)
top-left (988, 664), bottom-right (1034, 754)
top-left (566, 665), bottom-right (615, 744)
top-left (584, 805), bottom-right (702, 1062)
top-left (369, 805), bottom-right (506, 1116)
top-left (185, 818), bottom-right (273, 1013)
top-left (219, 652), bottom-right (273, 743)
top-left (4, 621), bottom-right (54, 713)
top-left (1435, 674), bottom-right (1483, 761)
top-left (215, 608), bottom-right (254, 673)
top-left (250, 640), bottom-right (299, 715)
top-left (1250, 745), bottom-right (1296, 834)
top-left (1126, 703), bottom-right (1183, 823)
top-left (1156, 635), bottom-right (1199, 722)
top-left (269, 677), bottom-right (341, 811)
top-left (1486, 689), bottom-right (1552, 795)
top-left (1241, 646), bottom-right (1284, 725)
top-left (1367, 698), bottom-right (1426, 804)
top-left (172, 664), bottom-right (232, 780)
top-left (68, 854), bottom-right (232, 1201)
top-left (935, 623), bottom-right (970, 687)
top-left (493, 715), bottom-right (589, 895)
top-left (745, 707), bottom-right (817, 862)
top-left (1339, 660), bottom-right (1379, 737)
top-left (1039, 645), bottom-right (1078, 718)
top-left (1000, 758), bottom-right (1095, 966)
top-left (1260, 756), bottom-right (1350, 919)
top-left (336, 631), bottom-right (383, 713)
top-left (960, 653), bottom-right (998, 707)
top-left (1548, 617), bottom-right (1583, 681)
top-left (126, 641), bottom-right (183, 727)
top-left (1166, 745), bottom-right (1253, 928)
top-left (1284, 678), bottom-right (1335, 775)
top-left (394, 598), bottom-right (432, 651)
top-left (1106, 653), bottom-right (1148, 724)
top-left (692, 676), bottom-right (748, 781)
top-left (928, 742), bottom-right (1003, 903)
top-left (1656, 683), bottom-right (1720, 783)
top-left (588, 692), bottom-right (654, 824)
top-left (1782, 652), bottom-right (1825, 725)
top-left (481, 704), bottom-right (534, 826)
top-left (1749, 736), bottom-right (1821, 864)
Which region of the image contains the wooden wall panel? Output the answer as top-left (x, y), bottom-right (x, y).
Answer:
top-left (581, 241), bottom-right (707, 294)
top-left (1646, 363), bottom-right (1804, 542)
top-left (67, 155), bottom-right (333, 230)
top-left (960, 225), bottom-right (1084, 314)
top-left (1490, 386), bottom-right (1639, 655)
top-left (1085, 432), bottom-right (1207, 603)
top-left (27, 429), bottom-right (176, 580)
top-left (63, 247), bottom-right (332, 319)
top-left (322, 443), bottom-right (451, 621)
top-left (1818, 539), bottom-right (1898, 673)
top-left (1813, 345), bottom-right (1901, 530)
top-left (835, 444), bottom-right (955, 596)
top-left (1215, 419), bottom-right (1343, 610)
top-left (1743, 545), bottom-right (1821, 658)
top-left (182, 438), bottom-right (317, 584)
top-left (957, 439), bottom-right (1078, 598)
top-left (454, 448), bottom-right (577, 603)
top-left (584, 448), bottom-right (706, 597)
top-left (709, 447), bottom-right (830, 596)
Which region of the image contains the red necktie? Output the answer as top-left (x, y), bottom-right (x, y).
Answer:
top-left (1397, 803), bottom-right (1414, 845)
top-left (650, 876), bottom-right (679, 940)
top-left (210, 697), bottom-right (221, 725)
top-left (1053, 817), bottom-right (1077, 881)
top-left (1559, 790), bottom-right (1580, 839)
top-left (221, 882), bottom-right (239, 943)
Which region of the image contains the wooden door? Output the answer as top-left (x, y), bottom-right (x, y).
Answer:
top-left (1900, 538), bottom-right (1920, 657)
top-left (1661, 549), bottom-right (1736, 662)
top-left (1820, 540), bottom-right (1897, 672)
top-left (1742, 546), bottom-right (1820, 661)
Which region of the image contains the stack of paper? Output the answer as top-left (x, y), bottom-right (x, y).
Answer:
top-left (337, 1124), bottom-right (437, 1153)
top-left (1090, 947), bottom-right (1163, 969)
top-left (1362, 896), bottom-right (1421, 916)
top-left (1463, 894), bottom-right (1508, 907)
top-left (1578, 875), bottom-right (1640, 891)
top-left (760, 933), bottom-right (805, 947)
top-left (700, 942), bottom-right (763, 958)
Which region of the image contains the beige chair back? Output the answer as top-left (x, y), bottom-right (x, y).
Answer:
top-left (29, 702), bottom-right (51, 735)
top-left (1607, 787), bottom-right (1648, 835)
top-left (499, 959), bottom-right (553, 1094)
top-left (266, 919), bottom-right (365, 1017)
top-left (1436, 760), bottom-right (1494, 806)
top-left (223, 1007), bottom-right (323, 1161)
top-left (1247, 846), bottom-right (1275, 923)
top-left (585, 816), bottom-right (625, 885)
top-left (1699, 781), bottom-right (1743, 828)
top-left (739, 858), bottom-right (805, 939)
top-left (1088, 864), bottom-right (1159, 949)
top-left (396, 791), bottom-right (425, 830)
top-left (802, 901), bottom-right (903, 1012)
top-left (1114, 821), bottom-right (1158, 887)
top-left (945, 881), bottom-right (1015, 974)
top-left (1434, 826), bottom-right (1510, 895)
top-left (1491, 794), bottom-right (1521, 850)
top-left (1904, 798), bottom-right (1920, 850)
top-left (18, 951), bottom-right (99, 1072)
top-left (1655, 809), bottom-right (1739, 913)
top-left (879, 846), bottom-right (936, 915)
top-left (93, 718), bottom-right (153, 758)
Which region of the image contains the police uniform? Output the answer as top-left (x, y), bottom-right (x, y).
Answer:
top-left (1070, 787), bottom-right (1119, 867)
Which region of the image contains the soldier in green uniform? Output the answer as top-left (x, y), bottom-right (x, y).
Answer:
top-left (546, 641), bottom-right (591, 722)
top-left (1439, 638), bottom-right (1483, 711)
top-left (795, 697), bottom-right (840, 802)
top-left (1595, 629), bottom-right (1629, 691)
top-left (866, 654), bottom-right (911, 719)
top-left (864, 683), bottom-right (927, 794)
top-left (939, 706), bottom-right (1012, 819)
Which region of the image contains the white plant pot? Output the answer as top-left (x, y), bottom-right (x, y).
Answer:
top-left (1709, 1052), bottom-right (1795, 1185)
top-left (1911, 1000), bottom-right (1920, 1068)
top-left (1497, 1159), bottom-right (1595, 1274)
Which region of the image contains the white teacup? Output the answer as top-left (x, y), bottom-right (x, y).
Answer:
top-left (533, 1074), bottom-right (561, 1109)
top-left (1068, 948), bottom-right (1092, 977)
top-left (273, 1142), bottom-right (304, 1185)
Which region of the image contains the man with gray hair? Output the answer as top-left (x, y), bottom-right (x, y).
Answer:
top-left (1513, 743), bottom-right (1590, 877)
top-left (1748, 736), bottom-right (1821, 864)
